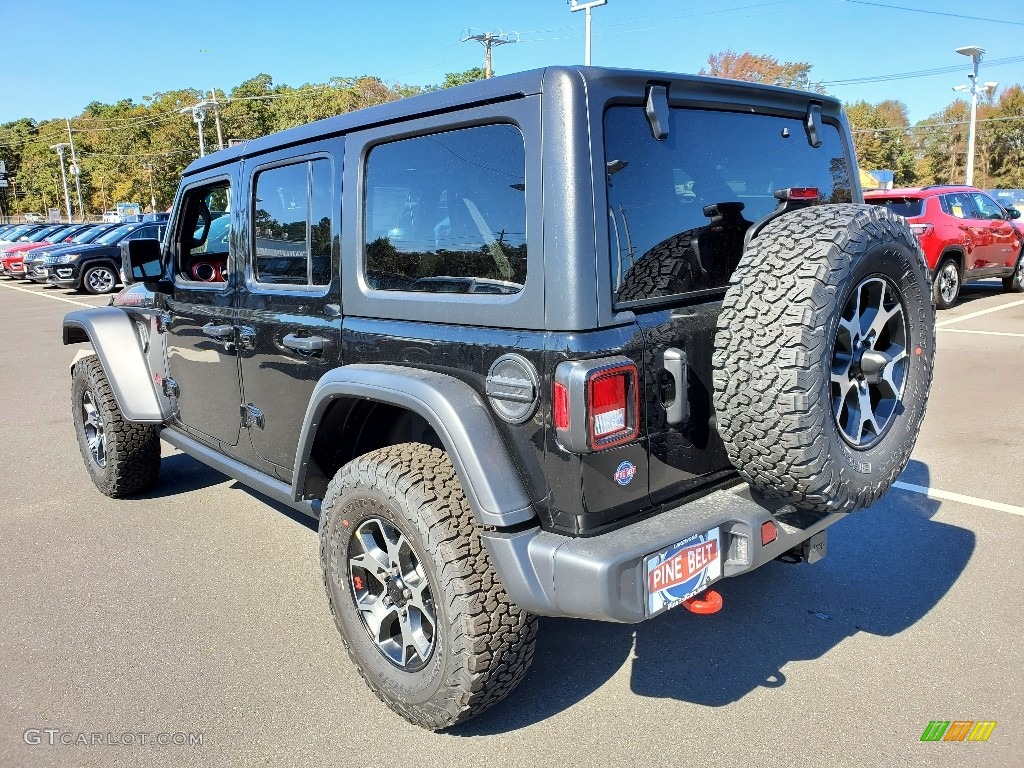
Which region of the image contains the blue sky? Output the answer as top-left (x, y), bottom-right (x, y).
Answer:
top-left (2, 0), bottom-right (1021, 125)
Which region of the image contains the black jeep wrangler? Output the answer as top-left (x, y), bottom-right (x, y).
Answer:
top-left (63, 66), bottom-right (934, 730)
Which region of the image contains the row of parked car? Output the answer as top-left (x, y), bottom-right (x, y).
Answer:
top-left (0, 220), bottom-right (166, 294)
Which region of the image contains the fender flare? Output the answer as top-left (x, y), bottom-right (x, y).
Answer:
top-left (292, 364), bottom-right (536, 528)
top-left (63, 307), bottom-right (167, 423)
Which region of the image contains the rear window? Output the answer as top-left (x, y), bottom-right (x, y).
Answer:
top-left (867, 197), bottom-right (924, 218)
top-left (605, 106), bottom-right (852, 304)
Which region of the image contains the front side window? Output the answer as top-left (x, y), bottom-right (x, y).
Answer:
top-left (605, 106), bottom-right (852, 304)
top-left (363, 123), bottom-right (527, 294)
top-left (252, 159), bottom-right (332, 287)
top-left (971, 192), bottom-right (1005, 220)
top-left (175, 182), bottom-right (231, 284)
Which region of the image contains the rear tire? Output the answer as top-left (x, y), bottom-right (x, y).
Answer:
top-left (319, 443), bottom-right (538, 730)
top-left (71, 356), bottom-right (161, 497)
top-left (933, 257), bottom-right (962, 309)
top-left (1003, 251), bottom-right (1024, 293)
top-left (713, 204), bottom-right (935, 514)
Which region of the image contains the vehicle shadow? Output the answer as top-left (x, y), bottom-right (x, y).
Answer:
top-left (452, 459), bottom-right (973, 735)
top-left (953, 279), bottom-right (1005, 307)
top-left (137, 452), bottom-right (229, 499)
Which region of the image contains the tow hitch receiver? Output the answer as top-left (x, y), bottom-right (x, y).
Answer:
top-left (682, 589), bottom-right (723, 615)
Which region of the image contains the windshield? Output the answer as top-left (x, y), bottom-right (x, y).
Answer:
top-left (866, 197), bottom-right (924, 218)
top-left (605, 106), bottom-right (852, 304)
top-left (95, 224), bottom-right (138, 245)
top-left (71, 226), bottom-right (111, 244)
top-left (43, 226), bottom-right (78, 242)
top-left (27, 226), bottom-right (64, 242)
top-left (1, 225), bottom-right (35, 240)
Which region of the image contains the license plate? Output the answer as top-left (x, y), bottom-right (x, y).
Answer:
top-left (645, 527), bottom-right (722, 616)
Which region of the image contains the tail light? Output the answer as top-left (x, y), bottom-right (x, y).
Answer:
top-left (553, 357), bottom-right (640, 452)
top-left (910, 223), bottom-right (933, 237)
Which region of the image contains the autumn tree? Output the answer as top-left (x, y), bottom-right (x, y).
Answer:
top-left (700, 50), bottom-right (824, 93)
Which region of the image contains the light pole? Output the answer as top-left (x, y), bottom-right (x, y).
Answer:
top-left (181, 103), bottom-right (208, 157)
top-left (569, 0), bottom-right (607, 66)
top-left (955, 45), bottom-right (987, 186)
top-left (142, 163), bottom-right (157, 212)
top-left (66, 118), bottom-right (85, 221)
top-left (50, 143), bottom-right (73, 222)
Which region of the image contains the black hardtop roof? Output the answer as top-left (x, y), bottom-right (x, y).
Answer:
top-left (183, 65), bottom-right (845, 177)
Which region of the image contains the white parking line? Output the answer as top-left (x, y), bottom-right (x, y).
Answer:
top-left (935, 298), bottom-right (1024, 328)
top-left (893, 481), bottom-right (1024, 517)
top-left (0, 281), bottom-right (95, 308)
top-left (938, 328), bottom-right (1024, 339)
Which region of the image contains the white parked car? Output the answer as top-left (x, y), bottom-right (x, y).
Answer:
top-left (101, 211), bottom-right (120, 223)
top-left (24, 212), bottom-right (44, 223)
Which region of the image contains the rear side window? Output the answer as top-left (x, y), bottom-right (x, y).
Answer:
top-left (253, 158), bottom-right (333, 287)
top-left (867, 197), bottom-right (924, 218)
top-left (363, 123), bottom-right (527, 294)
top-left (940, 193), bottom-right (975, 220)
top-left (605, 106), bottom-right (852, 304)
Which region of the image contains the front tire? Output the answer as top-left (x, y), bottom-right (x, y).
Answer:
top-left (71, 356), bottom-right (161, 497)
top-left (933, 257), bottom-right (962, 309)
top-left (81, 263), bottom-right (119, 295)
top-left (319, 443), bottom-right (538, 730)
top-left (1003, 251), bottom-right (1024, 293)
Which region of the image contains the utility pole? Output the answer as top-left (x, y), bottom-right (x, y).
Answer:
top-left (569, 0), bottom-right (608, 66)
top-left (142, 163), bottom-right (158, 212)
top-left (50, 143), bottom-right (73, 222)
top-left (211, 88), bottom-right (225, 151)
top-left (181, 102), bottom-right (208, 157)
top-left (65, 118), bottom-right (85, 221)
top-left (460, 29), bottom-right (519, 78)
top-left (953, 46), bottom-right (998, 187)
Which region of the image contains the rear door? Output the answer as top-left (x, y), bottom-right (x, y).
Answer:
top-left (236, 144), bottom-right (342, 475)
top-left (604, 103), bottom-right (855, 503)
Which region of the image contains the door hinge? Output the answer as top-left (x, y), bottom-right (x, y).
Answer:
top-left (241, 403), bottom-right (265, 430)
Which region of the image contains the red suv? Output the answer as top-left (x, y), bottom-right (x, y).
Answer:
top-left (866, 185), bottom-right (1024, 308)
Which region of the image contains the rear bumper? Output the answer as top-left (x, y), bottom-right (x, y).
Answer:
top-left (483, 484), bottom-right (845, 623)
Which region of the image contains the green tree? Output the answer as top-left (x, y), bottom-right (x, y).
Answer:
top-left (440, 68), bottom-right (487, 88)
top-left (846, 100), bottom-right (917, 186)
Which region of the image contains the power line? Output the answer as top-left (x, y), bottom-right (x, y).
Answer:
top-left (850, 114), bottom-right (1024, 134)
top-left (821, 54), bottom-right (1024, 86)
top-left (844, 0), bottom-right (1024, 27)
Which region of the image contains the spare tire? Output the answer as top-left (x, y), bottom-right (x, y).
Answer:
top-left (712, 204), bottom-right (935, 513)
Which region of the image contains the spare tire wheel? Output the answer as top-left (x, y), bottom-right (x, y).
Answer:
top-left (712, 204), bottom-right (935, 513)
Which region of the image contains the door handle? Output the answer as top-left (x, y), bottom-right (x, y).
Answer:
top-left (282, 333), bottom-right (327, 354)
top-left (202, 322), bottom-right (234, 340)
top-left (662, 347), bottom-right (689, 426)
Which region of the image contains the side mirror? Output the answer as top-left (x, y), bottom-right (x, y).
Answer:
top-left (1007, 206), bottom-right (1020, 220)
top-left (121, 238), bottom-right (163, 285)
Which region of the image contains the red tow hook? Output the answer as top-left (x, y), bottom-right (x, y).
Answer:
top-left (682, 589), bottom-right (723, 615)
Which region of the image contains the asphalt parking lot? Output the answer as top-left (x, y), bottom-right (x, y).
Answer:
top-left (0, 278), bottom-right (1021, 768)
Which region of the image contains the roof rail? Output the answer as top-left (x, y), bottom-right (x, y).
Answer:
top-left (921, 184), bottom-right (973, 190)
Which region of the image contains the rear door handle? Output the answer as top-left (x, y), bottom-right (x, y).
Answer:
top-left (662, 347), bottom-right (689, 425)
top-left (282, 333), bottom-right (327, 354)
top-left (202, 322), bottom-right (234, 339)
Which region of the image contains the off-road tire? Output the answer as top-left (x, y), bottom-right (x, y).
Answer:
top-left (615, 230), bottom-right (704, 302)
top-left (712, 204), bottom-right (935, 513)
top-left (319, 443), bottom-right (538, 730)
top-left (933, 256), bottom-right (962, 309)
top-left (1003, 251), bottom-right (1024, 293)
top-left (71, 355), bottom-right (161, 497)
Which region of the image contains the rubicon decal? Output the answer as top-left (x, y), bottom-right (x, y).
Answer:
top-left (613, 460), bottom-right (636, 486)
